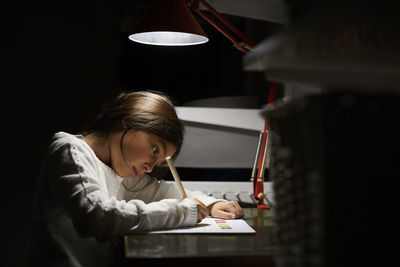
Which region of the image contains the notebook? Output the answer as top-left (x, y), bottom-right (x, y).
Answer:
top-left (145, 217), bottom-right (255, 234)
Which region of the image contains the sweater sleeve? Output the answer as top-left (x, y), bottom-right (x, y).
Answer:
top-left (120, 175), bottom-right (226, 207)
top-left (44, 142), bottom-right (197, 242)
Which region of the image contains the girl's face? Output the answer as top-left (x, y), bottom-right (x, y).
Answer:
top-left (110, 129), bottom-right (177, 178)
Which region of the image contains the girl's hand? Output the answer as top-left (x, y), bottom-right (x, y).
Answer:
top-left (191, 198), bottom-right (210, 222)
top-left (208, 201), bottom-right (244, 219)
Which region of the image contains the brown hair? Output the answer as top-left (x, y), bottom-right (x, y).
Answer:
top-left (84, 90), bottom-right (184, 158)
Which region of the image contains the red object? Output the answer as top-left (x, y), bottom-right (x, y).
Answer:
top-left (189, 0), bottom-right (254, 53)
top-left (189, 0), bottom-right (278, 209)
top-left (136, 0), bottom-right (206, 36)
top-left (189, 0), bottom-right (277, 210)
top-left (131, 0), bottom-right (254, 51)
top-left (188, 0), bottom-right (277, 210)
top-left (253, 82), bottom-right (277, 210)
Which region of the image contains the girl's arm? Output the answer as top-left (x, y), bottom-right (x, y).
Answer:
top-left (120, 174), bottom-right (226, 207)
top-left (140, 179), bottom-right (244, 219)
top-left (45, 143), bottom-right (198, 241)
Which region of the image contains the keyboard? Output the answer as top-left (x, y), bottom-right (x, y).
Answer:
top-left (175, 181), bottom-right (275, 207)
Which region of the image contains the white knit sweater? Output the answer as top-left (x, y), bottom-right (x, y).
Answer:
top-left (31, 132), bottom-right (221, 266)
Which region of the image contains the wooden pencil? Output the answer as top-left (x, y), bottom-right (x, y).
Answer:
top-left (166, 156), bottom-right (187, 199)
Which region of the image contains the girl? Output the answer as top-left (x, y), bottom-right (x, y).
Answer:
top-left (30, 91), bottom-right (243, 266)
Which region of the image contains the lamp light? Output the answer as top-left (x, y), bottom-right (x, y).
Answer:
top-left (129, 0), bottom-right (208, 46)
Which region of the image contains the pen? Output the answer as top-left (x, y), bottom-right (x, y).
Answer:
top-left (166, 156), bottom-right (187, 199)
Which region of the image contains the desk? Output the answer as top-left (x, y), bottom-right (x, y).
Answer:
top-left (124, 208), bottom-right (275, 266)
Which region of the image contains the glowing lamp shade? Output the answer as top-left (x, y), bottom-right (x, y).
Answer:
top-left (129, 0), bottom-right (208, 46)
top-left (130, 31), bottom-right (208, 46)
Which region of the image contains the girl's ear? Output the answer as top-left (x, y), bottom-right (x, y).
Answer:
top-left (121, 120), bottom-right (130, 129)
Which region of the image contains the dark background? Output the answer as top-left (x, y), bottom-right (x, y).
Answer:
top-left (3, 1), bottom-right (283, 266)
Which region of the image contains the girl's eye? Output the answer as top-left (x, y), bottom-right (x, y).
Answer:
top-left (152, 145), bottom-right (159, 155)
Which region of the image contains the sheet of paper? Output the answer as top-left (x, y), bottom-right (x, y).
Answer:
top-left (146, 217), bottom-right (256, 234)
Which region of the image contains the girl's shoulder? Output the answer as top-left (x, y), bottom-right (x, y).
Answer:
top-left (44, 132), bottom-right (101, 173)
top-left (48, 131), bottom-right (82, 150)
top-left (46, 131), bottom-right (91, 158)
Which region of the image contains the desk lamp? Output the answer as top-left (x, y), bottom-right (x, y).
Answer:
top-left (129, 0), bottom-right (274, 209)
top-left (129, 0), bottom-right (254, 52)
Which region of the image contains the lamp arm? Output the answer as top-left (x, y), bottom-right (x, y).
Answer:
top-left (188, 0), bottom-right (254, 53)
top-left (253, 82), bottom-right (277, 210)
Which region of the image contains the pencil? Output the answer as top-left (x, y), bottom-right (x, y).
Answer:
top-left (166, 156), bottom-right (187, 199)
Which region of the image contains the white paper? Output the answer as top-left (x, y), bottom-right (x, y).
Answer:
top-left (146, 218), bottom-right (256, 234)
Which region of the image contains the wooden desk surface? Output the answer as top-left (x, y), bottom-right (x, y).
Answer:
top-left (124, 208), bottom-right (275, 266)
